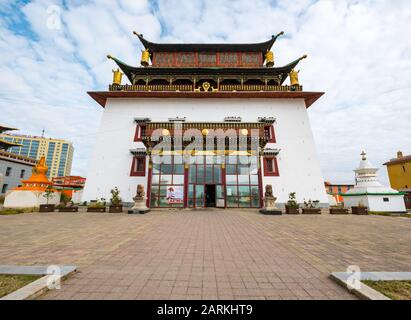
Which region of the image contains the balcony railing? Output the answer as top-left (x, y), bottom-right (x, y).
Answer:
top-left (108, 84), bottom-right (303, 92)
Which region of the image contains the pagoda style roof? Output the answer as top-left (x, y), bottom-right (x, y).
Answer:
top-left (134, 32), bottom-right (284, 53)
top-left (0, 125), bottom-right (18, 134)
top-left (108, 55), bottom-right (307, 86)
top-left (0, 139), bottom-right (21, 151)
top-left (88, 91), bottom-right (324, 109)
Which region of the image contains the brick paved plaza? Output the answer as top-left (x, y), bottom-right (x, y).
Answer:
top-left (0, 210), bottom-right (410, 300)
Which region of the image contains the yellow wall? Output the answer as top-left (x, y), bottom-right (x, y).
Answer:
top-left (386, 161), bottom-right (411, 190)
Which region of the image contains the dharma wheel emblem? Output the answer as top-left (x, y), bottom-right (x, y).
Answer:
top-left (202, 82), bottom-right (211, 92)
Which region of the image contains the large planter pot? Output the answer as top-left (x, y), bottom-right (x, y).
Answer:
top-left (351, 206), bottom-right (368, 215)
top-left (285, 206), bottom-right (300, 215)
top-left (58, 207), bottom-right (78, 212)
top-left (87, 207), bottom-right (106, 213)
top-left (302, 208), bottom-right (321, 215)
top-left (330, 208), bottom-right (349, 215)
top-left (39, 204), bottom-right (55, 212)
top-left (109, 205), bottom-right (123, 213)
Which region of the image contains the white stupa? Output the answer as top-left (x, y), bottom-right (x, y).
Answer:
top-left (343, 151), bottom-right (406, 213)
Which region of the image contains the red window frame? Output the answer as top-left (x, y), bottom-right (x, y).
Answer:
top-left (263, 157), bottom-right (279, 176)
top-left (130, 156), bottom-right (146, 176)
top-left (134, 124), bottom-right (146, 142)
top-left (264, 125), bottom-right (276, 143)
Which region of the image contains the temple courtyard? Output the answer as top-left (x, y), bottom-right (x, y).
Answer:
top-left (0, 210), bottom-right (410, 300)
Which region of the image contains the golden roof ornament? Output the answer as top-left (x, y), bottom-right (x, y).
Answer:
top-left (112, 68), bottom-right (123, 85)
top-left (289, 69), bottom-right (300, 86)
top-left (141, 49), bottom-right (150, 67)
top-left (265, 51), bottom-right (274, 67)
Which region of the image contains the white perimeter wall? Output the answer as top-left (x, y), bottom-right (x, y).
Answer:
top-left (82, 98), bottom-right (328, 204)
top-left (344, 195), bottom-right (406, 212)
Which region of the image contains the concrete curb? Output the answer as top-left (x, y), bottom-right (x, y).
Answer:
top-left (0, 265), bottom-right (77, 300)
top-left (330, 272), bottom-right (411, 300)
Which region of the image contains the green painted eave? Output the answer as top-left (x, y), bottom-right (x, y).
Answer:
top-left (341, 192), bottom-right (406, 197)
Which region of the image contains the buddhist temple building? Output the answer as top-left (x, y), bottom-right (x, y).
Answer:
top-left (83, 32), bottom-right (328, 208)
top-left (4, 156), bottom-right (60, 208)
top-left (1, 125), bottom-right (37, 195)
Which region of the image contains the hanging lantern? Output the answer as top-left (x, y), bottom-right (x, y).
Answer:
top-left (265, 51), bottom-right (274, 67)
top-left (112, 68), bottom-right (123, 85)
top-left (141, 49), bottom-right (150, 67)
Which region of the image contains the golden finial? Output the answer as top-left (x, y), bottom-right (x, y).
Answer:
top-left (289, 69), bottom-right (300, 86)
top-left (265, 51), bottom-right (274, 67)
top-left (112, 68), bottom-right (123, 85)
top-left (141, 49), bottom-right (150, 67)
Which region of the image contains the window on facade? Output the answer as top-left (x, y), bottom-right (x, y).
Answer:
top-left (264, 125), bottom-right (276, 143)
top-left (1, 184), bottom-right (8, 194)
top-left (151, 157), bottom-right (185, 208)
top-left (5, 167), bottom-right (11, 177)
top-left (20, 169), bottom-right (25, 178)
top-left (134, 124), bottom-right (146, 142)
top-left (263, 157), bottom-right (279, 176)
top-left (130, 156), bottom-right (146, 176)
top-left (224, 155), bottom-right (260, 208)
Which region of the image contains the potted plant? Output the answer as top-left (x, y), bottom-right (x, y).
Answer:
top-left (39, 186), bottom-right (56, 212)
top-left (109, 187), bottom-right (123, 213)
top-left (87, 198), bottom-right (106, 212)
top-left (351, 200), bottom-right (368, 215)
top-left (285, 192), bottom-right (300, 214)
top-left (58, 194), bottom-right (78, 212)
top-left (329, 203), bottom-right (349, 215)
top-left (302, 199), bottom-right (321, 214)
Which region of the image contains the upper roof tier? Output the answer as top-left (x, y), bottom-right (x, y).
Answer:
top-left (134, 32), bottom-right (284, 53)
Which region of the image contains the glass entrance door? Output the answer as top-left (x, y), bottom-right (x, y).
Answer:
top-left (205, 185), bottom-right (216, 207)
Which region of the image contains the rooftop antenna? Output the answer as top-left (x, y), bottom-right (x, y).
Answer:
top-left (41, 129), bottom-right (45, 138)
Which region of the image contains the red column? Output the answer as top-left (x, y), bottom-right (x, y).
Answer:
top-left (183, 163), bottom-right (189, 208)
top-left (222, 163), bottom-right (227, 208)
top-left (258, 157), bottom-right (264, 208)
top-left (146, 157), bottom-right (152, 207)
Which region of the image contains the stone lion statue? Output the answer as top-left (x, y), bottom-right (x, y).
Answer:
top-left (134, 184), bottom-right (145, 200)
top-left (265, 184), bottom-right (273, 198)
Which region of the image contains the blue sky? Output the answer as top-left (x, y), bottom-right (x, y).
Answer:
top-left (0, 0), bottom-right (410, 184)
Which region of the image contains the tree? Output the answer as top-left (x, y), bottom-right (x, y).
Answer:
top-left (43, 185), bottom-right (55, 204)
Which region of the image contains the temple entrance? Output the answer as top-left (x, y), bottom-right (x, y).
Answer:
top-left (150, 155), bottom-right (262, 208)
top-left (205, 184), bottom-right (216, 207)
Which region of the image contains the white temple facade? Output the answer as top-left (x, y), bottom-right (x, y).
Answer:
top-left (82, 32), bottom-right (328, 208)
top-left (343, 152), bottom-right (406, 213)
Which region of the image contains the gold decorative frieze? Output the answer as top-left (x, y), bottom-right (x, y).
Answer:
top-left (109, 84), bottom-right (303, 92)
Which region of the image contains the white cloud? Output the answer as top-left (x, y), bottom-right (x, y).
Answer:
top-left (0, 0), bottom-right (410, 185)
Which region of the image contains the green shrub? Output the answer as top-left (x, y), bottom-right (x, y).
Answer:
top-left (0, 209), bottom-right (25, 215)
top-left (110, 187), bottom-right (122, 205)
top-left (287, 192), bottom-right (299, 208)
top-left (88, 198), bottom-right (106, 209)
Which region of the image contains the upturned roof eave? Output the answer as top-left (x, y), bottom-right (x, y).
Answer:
top-left (133, 32), bottom-right (284, 53)
top-left (107, 54), bottom-right (307, 85)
